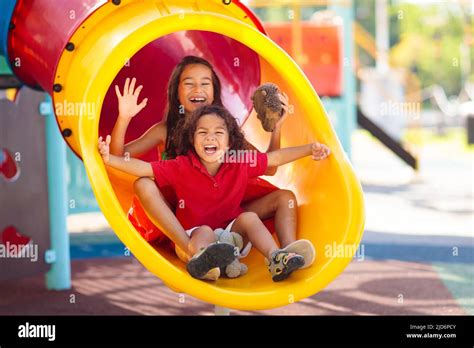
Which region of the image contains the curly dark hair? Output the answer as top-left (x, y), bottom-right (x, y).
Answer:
top-left (174, 105), bottom-right (246, 157)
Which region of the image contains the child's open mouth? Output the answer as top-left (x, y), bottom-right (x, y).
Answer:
top-left (204, 145), bottom-right (218, 155)
top-left (189, 97), bottom-right (207, 105)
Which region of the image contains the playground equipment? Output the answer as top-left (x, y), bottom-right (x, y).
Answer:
top-left (354, 17), bottom-right (420, 170)
top-left (0, 0), bottom-right (364, 310)
top-left (249, 0), bottom-right (357, 156)
top-left (264, 13), bottom-right (344, 97)
top-left (0, 87), bottom-right (70, 289)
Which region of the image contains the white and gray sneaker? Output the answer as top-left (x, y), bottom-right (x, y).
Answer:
top-left (281, 239), bottom-right (315, 269)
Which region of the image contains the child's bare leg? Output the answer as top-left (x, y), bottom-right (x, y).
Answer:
top-left (243, 189), bottom-right (315, 267)
top-left (232, 212), bottom-right (305, 281)
top-left (134, 178), bottom-right (190, 255)
top-left (187, 226), bottom-right (216, 255)
top-left (231, 212), bottom-right (279, 259)
top-left (242, 189), bottom-right (297, 247)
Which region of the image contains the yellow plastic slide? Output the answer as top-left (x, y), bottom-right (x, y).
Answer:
top-left (53, 0), bottom-right (365, 310)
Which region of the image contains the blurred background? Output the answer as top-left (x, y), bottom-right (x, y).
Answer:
top-left (1, 0), bottom-right (472, 315)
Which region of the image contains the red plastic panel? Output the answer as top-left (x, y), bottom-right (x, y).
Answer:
top-left (99, 30), bottom-right (261, 162)
top-left (265, 22), bottom-right (343, 97)
top-left (7, 0), bottom-right (106, 92)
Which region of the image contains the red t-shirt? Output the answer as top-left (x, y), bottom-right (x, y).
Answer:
top-left (151, 151), bottom-right (268, 230)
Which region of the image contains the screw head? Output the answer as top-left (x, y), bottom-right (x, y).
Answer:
top-left (65, 42), bottom-right (75, 51)
top-left (53, 84), bottom-right (62, 92)
top-left (62, 128), bottom-right (72, 137)
top-left (112, 0), bottom-right (121, 5)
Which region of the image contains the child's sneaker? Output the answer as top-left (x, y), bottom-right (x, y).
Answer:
top-left (186, 242), bottom-right (237, 279)
top-left (267, 250), bottom-right (305, 282)
top-left (282, 239), bottom-right (315, 269)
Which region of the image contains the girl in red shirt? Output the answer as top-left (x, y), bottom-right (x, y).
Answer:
top-left (99, 105), bottom-right (330, 282)
top-left (109, 56), bottom-right (315, 271)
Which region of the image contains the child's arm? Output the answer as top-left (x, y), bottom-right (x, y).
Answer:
top-left (267, 142), bottom-right (330, 167)
top-left (252, 91), bottom-right (288, 176)
top-left (99, 135), bottom-right (153, 177)
top-left (266, 91), bottom-right (289, 153)
top-left (263, 97), bottom-right (288, 176)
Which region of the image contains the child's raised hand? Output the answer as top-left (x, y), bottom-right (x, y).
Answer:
top-left (98, 135), bottom-right (112, 163)
top-left (311, 142), bottom-right (330, 161)
top-left (115, 77), bottom-right (148, 120)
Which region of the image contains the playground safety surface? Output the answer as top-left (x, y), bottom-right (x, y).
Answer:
top-left (0, 257), bottom-right (467, 315)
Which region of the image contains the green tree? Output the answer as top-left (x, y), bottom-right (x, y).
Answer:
top-left (389, 2), bottom-right (466, 96)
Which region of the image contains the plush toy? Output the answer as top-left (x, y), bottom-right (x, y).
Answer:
top-left (251, 82), bottom-right (285, 132)
top-left (214, 228), bottom-right (248, 278)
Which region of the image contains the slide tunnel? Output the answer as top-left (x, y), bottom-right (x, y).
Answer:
top-left (1, 0), bottom-right (365, 310)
